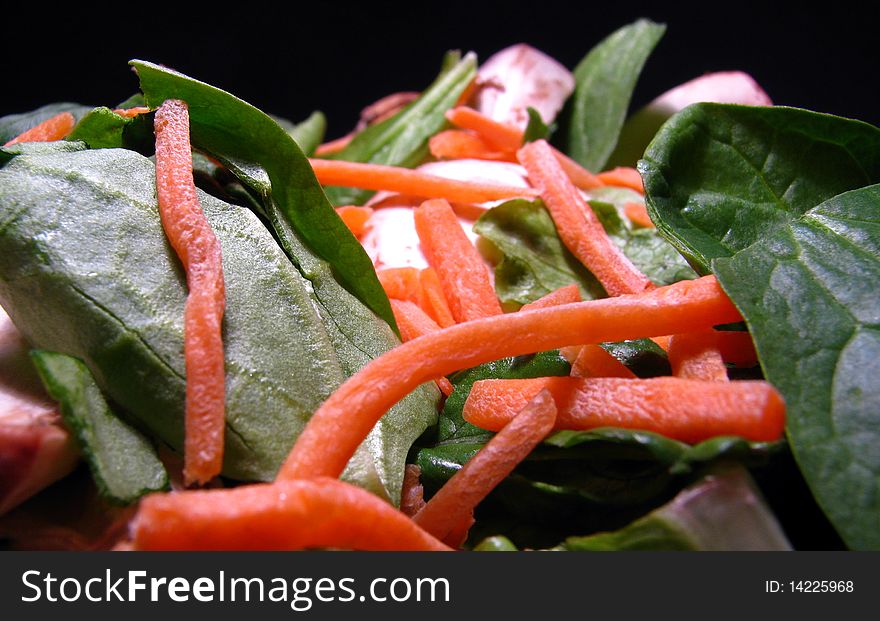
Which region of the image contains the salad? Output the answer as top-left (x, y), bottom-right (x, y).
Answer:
top-left (0, 18), bottom-right (876, 551)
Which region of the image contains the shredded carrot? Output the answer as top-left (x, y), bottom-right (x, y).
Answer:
top-left (597, 167), bottom-right (645, 193)
top-left (131, 478), bottom-right (450, 551)
top-left (429, 129), bottom-right (514, 161)
top-left (389, 299), bottom-right (454, 396)
top-left (418, 268), bottom-right (457, 328)
top-left (463, 376), bottom-right (785, 444)
top-left (277, 275), bottom-right (742, 481)
top-left (668, 331), bottom-right (729, 382)
top-left (309, 158), bottom-right (539, 204)
top-left (413, 389), bottom-right (557, 541)
top-left (551, 148), bottom-right (604, 190)
top-left (442, 514), bottom-right (476, 549)
top-left (359, 91), bottom-right (420, 127)
top-left (446, 106), bottom-right (523, 151)
top-left (624, 202), bottom-right (654, 228)
top-left (414, 199), bottom-right (502, 322)
top-left (520, 284), bottom-right (582, 311)
top-left (400, 464), bottom-right (427, 517)
top-left (111, 106), bottom-right (151, 119)
top-left (455, 76), bottom-right (479, 106)
top-left (377, 267), bottom-right (422, 304)
top-left (449, 201), bottom-right (490, 221)
top-left (154, 99), bottom-right (226, 486)
top-left (314, 134), bottom-right (354, 156)
top-left (335, 205), bottom-right (373, 238)
top-left (4, 112), bottom-right (76, 146)
top-left (570, 344), bottom-right (636, 378)
top-left (518, 140), bottom-right (655, 296)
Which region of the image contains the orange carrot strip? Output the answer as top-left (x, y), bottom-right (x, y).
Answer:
top-left (413, 389), bottom-right (557, 541)
top-left (520, 284), bottom-right (582, 311)
top-left (624, 202), bottom-right (654, 228)
top-left (449, 201), bottom-right (490, 221)
top-left (715, 331), bottom-right (758, 367)
top-left (401, 464), bottom-right (427, 517)
top-left (335, 205), bottom-right (373, 238)
top-left (314, 133), bottom-right (354, 156)
top-left (389, 299), bottom-right (454, 395)
top-left (154, 100), bottom-right (226, 486)
top-left (570, 344), bottom-right (636, 378)
top-left (598, 167), bottom-right (645, 193)
top-left (463, 376), bottom-right (785, 444)
top-left (668, 331), bottom-right (729, 382)
top-left (418, 268), bottom-right (456, 328)
top-left (309, 158), bottom-right (538, 204)
top-left (549, 147), bottom-right (604, 190)
top-left (278, 275), bottom-right (741, 481)
top-left (131, 478), bottom-right (450, 551)
top-left (518, 140), bottom-right (655, 296)
top-left (111, 106), bottom-right (151, 119)
top-left (4, 112), bottom-right (75, 146)
top-left (429, 129), bottom-right (515, 161)
top-left (377, 267), bottom-right (422, 304)
top-left (442, 514), bottom-right (476, 549)
top-left (446, 106), bottom-right (523, 151)
top-left (414, 199), bottom-right (503, 322)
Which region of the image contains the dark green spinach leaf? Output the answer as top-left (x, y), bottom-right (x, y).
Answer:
top-left (30, 350), bottom-right (168, 504)
top-left (131, 60), bottom-right (396, 332)
top-left (641, 103), bottom-right (880, 549)
top-left (324, 52), bottom-right (476, 205)
top-left (522, 107), bottom-right (551, 143)
top-left (564, 19), bottom-right (665, 171)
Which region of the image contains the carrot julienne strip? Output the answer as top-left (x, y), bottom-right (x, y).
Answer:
top-left (414, 199), bottom-right (503, 322)
top-left (377, 267), bottom-right (422, 304)
top-left (463, 376), bottom-right (785, 444)
top-left (308, 158), bottom-right (538, 204)
top-left (389, 299), bottom-right (454, 396)
top-left (429, 129), bottom-right (515, 161)
top-left (112, 106), bottom-right (152, 119)
top-left (335, 205), bottom-right (373, 238)
top-left (314, 133), bottom-right (354, 156)
top-left (623, 201), bottom-right (654, 228)
top-left (518, 140), bottom-right (654, 296)
top-left (418, 268), bottom-right (457, 328)
top-left (714, 331), bottom-right (758, 367)
top-left (413, 389), bottom-right (557, 541)
top-left (131, 477), bottom-right (450, 551)
top-left (4, 112), bottom-right (76, 146)
top-left (597, 167), bottom-right (645, 193)
top-left (277, 275), bottom-right (741, 481)
top-left (667, 331), bottom-right (729, 382)
top-left (154, 99), bottom-right (226, 486)
top-left (519, 284), bottom-right (582, 311)
top-left (570, 344), bottom-right (635, 378)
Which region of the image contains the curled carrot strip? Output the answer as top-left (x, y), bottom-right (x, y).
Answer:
top-left (413, 389), bottom-right (557, 541)
top-left (389, 299), bottom-right (454, 396)
top-left (277, 275), bottom-right (741, 481)
top-left (112, 106), bottom-right (151, 119)
top-left (309, 158), bottom-right (538, 204)
top-left (154, 99), bottom-right (226, 486)
top-left (518, 140), bottom-right (654, 296)
top-left (4, 112), bottom-right (75, 146)
top-left (131, 478), bottom-right (450, 551)
top-left (414, 199), bottom-right (502, 322)
top-left (463, 376), bottom-right (785, 444)
top-left (597, 167), bottom-right (645, 193)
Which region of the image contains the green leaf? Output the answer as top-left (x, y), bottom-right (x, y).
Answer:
top-left (0, 103), bottom-right (93, 144)
top-left (66, 106), bottom-right (153, 151)
top-left (286, 111), bottom-right (326, 155)
top-left (324, 52), bottom-right (477, 205)
top-left (522, 107), bottom-right (551, 143)
top-left (130, 60), bottom-right (396, 333)
top-left (0, 144), bottom-right (434, 501)
top-left (30, 350), bottom-right (168, 504)
top-left (474, 199), bottom-right (606, 307)
top-left (556, 465), bottom-right (791, 550)
top-left (641, 103), bottom-right (880, 549)
top-left (565, 19), bottom-right (665, 171)
top-left (473, 535), bottom-right (518, 551)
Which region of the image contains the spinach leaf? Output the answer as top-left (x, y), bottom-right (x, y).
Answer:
top-left (30, 350), bottom-right (168, 504)
top-left (130, 60), bottom-right (396, 332)
top-left (0, 144), bottom-right (419, 498)
top-left (522, 107), bottom-right (551, 143)
top-left (286, 110), bottom-right (326, 155)
top-left (564, 19), bottom-right (665, 172)
top-left (0, 103), bottom-right (94, 144)
top-left (641, 103), bottom-right (880, 549)
top-left (66, 106), bottom-right (153, 152)
top-left (555, 466), bottom-right (791, 550)
top-left (473, 199), bottom-right (605, 308)
top-left (324, 52), bottom-right (477, 205)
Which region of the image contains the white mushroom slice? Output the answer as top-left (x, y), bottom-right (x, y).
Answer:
top-left (473, 44), bottom-right (575, 130)
top-left (0, 306), bottom-right (79, 516)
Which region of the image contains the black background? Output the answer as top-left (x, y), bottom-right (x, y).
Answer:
top-left (2, 1), bottom-right (877, 137)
